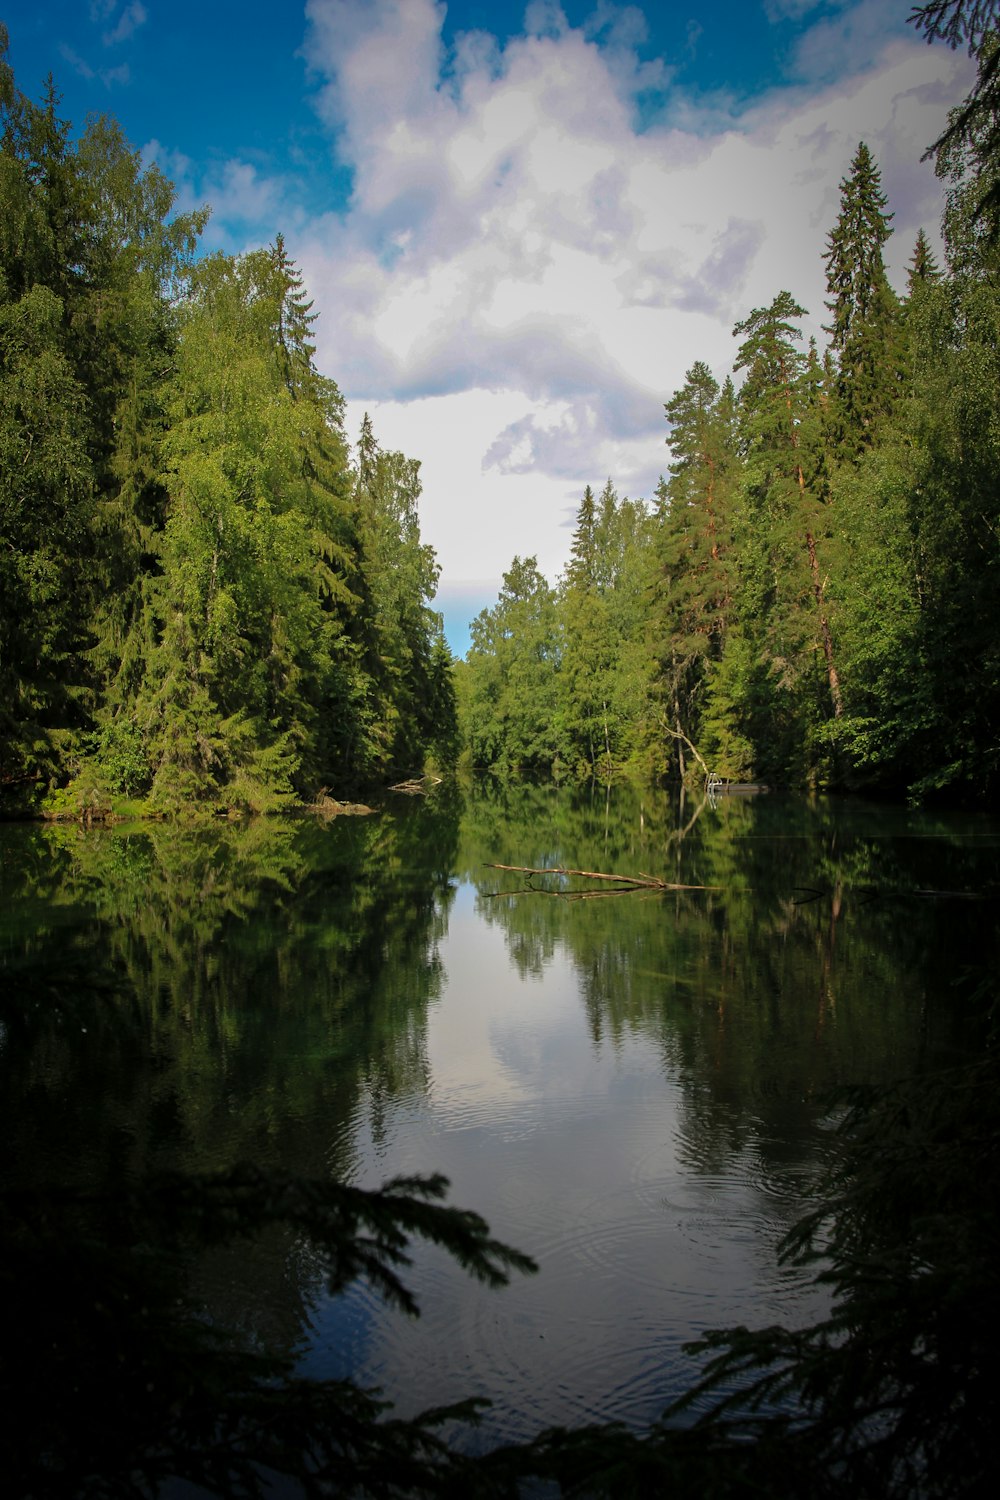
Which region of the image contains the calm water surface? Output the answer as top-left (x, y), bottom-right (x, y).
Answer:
top-left (2, 780), bottom-right (997, 1451)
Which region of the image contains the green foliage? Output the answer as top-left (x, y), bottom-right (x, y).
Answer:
top-left (0, 39), bottom-right (453, 812)
top-left (3, 18), bottom-right (1000, 813)
top-left (823, 142), bottom-right (901, 453)
top-left (560, 481), bottom-right (652, 777)
top-left (650, 365), bottom-right (738, 778)
top-left (462, 555), bottom-right (565, 773)
top-left (352, 413), bottom-right (457, 776)
top-left (458, 489), bottom-right (651, 779)
top-left (911, 4), bottom-right (1000, 241)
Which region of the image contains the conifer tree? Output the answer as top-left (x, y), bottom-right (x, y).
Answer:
top-left (651, 363), bottom-right (738, 777)
top-left (566, 483), bottom-right (598, 589)
top-left (351, 414), bottom-right (454, 774)
top-left (733, 292), bottom-right (842, 761)
top-left (906, 227), bottom-right (943, 293)
top-left (561, 481), bottom-right (649, 775)
top-left (0, 36), bottom-right (203, 792)
top-left (910, 2), bottom-right (1000, 240)
top-left (128, 248), bottom-right (360, 809)
top-left (823, 142), bottom-right (900, 454)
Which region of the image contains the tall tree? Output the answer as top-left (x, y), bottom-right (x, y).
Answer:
top-left (0, 35), bottom-right (204, 792)
top-left (823, 142), bottom-right (901, 454)
top-left (129, 247), bottom-right (359, 809)
top-left (906, 227), bottom-right (944, 294)
top-left (351, 414), bottom-right (455, 774)
top-left (733, 292), bottom-right (842, 770)
top-left (651, 364), bottom-right (738, 778)
top-left (561, 481), bottom-right (650, 776)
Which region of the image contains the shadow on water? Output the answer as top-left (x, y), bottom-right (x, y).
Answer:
top-left (1, 778), bottom-right (997, 1479)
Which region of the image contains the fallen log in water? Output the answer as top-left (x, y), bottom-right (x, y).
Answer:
top-left (484, 862), bottom-right (720, 894)
top-left (485, 864), bottom-right (991, 904)
top-left (389, 776), bottom-right (443, 795)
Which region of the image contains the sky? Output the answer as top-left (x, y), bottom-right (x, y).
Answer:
top-left (7, 2), bottom-right (976, 655)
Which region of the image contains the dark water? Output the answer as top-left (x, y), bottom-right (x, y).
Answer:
top-left (2, 780), bottom-right (997, 1450)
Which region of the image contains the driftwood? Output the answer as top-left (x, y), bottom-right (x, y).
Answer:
top-left (484, 862), bottom-right (720, 897)
top-left (389, 776), bottom-right (443, 795)
top-left (484, 866), bottom-right (986, 904)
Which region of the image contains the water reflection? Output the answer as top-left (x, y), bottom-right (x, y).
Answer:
top-left (1, 781), bottom-right (997, 1449)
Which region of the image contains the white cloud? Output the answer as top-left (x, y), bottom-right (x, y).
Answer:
top-left (103, 2), bottom-right (147, 47)
top-left (247, 2), bottom-right (975, 604)
top-left (60, 44), bottom-right (96, 80)
top-left (341, 388), bottom-right (588, 593)
top-left (59, 41), bottom-right (130, 88)
top-left (142, 141), bottom-right (303, 253)
top-left (763, 0), bottom-right (839, 21)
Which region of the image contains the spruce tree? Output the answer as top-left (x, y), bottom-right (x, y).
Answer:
top-left (823, 142), bottom-right (900, 454)
top-left (734, 292), bottom-right (842, 760)
top-left (906, 227), bottom-right (943, 293)
top-left (910, 2), bottom-right (1000, 241)
top-left (561, 481), bottom-right (650, 776)
top-left (351, 414), bottom-right (454, 776)
top-left (128, 248), bottom-right (361, 809)
top-left (651, 363), bottom-right (737, 778)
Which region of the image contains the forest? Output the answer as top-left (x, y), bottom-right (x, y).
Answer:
top-left (3, 8), bottom-right (999, 814)
top-left (0, 22), bottom-right (456, 818)
top-left (459, 37), bottom-right (1000, 805)
top-left (2, 9), bottom-right (999, 1497)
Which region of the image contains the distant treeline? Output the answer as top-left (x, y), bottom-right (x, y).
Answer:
top-left (458, 105), bottom-right (1000, 804)
top-left (0, 24), bottom-right (456, 815)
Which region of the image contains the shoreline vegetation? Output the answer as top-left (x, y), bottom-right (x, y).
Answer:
top-left (3, 5), bottom-right (1000, 819)
top-left (3, 5), bottom-right (1000, 1495)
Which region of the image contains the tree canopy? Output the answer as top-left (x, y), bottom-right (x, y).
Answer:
top-left (0, 33), bottom-right (456, 813)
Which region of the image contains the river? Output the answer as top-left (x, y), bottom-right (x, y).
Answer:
top-left (1, 778), bottom-right (996, 1456)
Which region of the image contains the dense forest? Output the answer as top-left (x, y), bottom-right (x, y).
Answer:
top-left (3, 10), bottom-right (999, 1497)
top-left (0, 23), bottom-right (456, 816)
top-left (3, 4), bottom-right (999, 820)
top-left (459, 28), bottom-right (1000, 805)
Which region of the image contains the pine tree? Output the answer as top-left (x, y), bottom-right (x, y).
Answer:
top-left (823, 142), bottom-right (901, 454)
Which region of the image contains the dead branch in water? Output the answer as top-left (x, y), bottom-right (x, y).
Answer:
top-left (389, 776), bottom-right (442, 795)
top-left (484, 862), bottom-right (720, 893)
top-left (484, 865), bottom-right (990, 904)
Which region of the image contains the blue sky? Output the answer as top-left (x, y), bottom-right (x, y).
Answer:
top-left (7, 3), bottom-right (975, 655)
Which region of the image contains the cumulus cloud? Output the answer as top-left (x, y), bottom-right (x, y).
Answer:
top-left (289, 1), bottom-right (976, 589)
